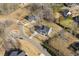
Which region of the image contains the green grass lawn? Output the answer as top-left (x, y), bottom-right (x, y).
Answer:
top-left (60, 18), bottom-right (74, 28)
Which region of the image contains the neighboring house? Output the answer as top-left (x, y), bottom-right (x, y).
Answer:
top-left (68, 42), bottom-right (79, 55)
top-left (4, 49), bottom-right (26, 56)
top-left (73, 16), bottom-right (79, 25)
top-left (24, 15), bottom-right (36, 22)
top-left (61, 9), bottom-right (70, 19)
top-left (62, 9), bottom-right (69, 18)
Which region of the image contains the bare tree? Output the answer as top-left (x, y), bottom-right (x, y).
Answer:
top-left (27, 3), bottom-right (55, 22)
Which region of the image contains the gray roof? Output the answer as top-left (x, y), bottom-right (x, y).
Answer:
top-left (34, 25), bottom-right (50, 35)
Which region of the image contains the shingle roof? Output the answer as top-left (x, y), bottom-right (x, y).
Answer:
top-left (4, 49), bottom-right (26, 56)
top-left (34, 25), bottom-right (50, 36)
top-left (73, 16), bottom-right (79, 24)
top-left (24, 15), bottom-right (36, 21)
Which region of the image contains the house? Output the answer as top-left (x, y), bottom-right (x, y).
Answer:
top-left (73, 16), bottom-right (79, 25)
top-left (61, 9), bottom-right (71, 19)
top-left (24, 15), bottom-right (36, 22)
top-left (68, 42), bottom-right (79, 55)
top-left (34, 25), bottom-right (50, 36)
top-left (4, 49), bottom-right (26, 56)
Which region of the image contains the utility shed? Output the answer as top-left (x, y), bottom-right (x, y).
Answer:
top-left (34, 25), bottom-right (50, 36)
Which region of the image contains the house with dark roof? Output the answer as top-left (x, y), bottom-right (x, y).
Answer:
top-left (34, 25), bottom-right (50, 36)
top-left (73, 16), bottom-right (79, 25)
top-left (61, 9), bottom-right (70, 19)
top-left (4, 49), bottom-right (27, 56)
top-left (24, 15), bottom-right (36, 22)
top-left (68, 42), bottom-right (79, 55)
